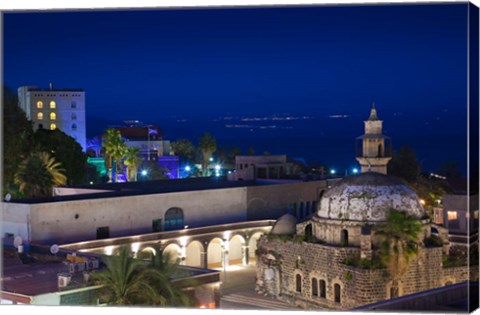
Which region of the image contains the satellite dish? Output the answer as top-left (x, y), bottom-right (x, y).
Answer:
top-left (5, 193), bottom-right (11, 202)
top-left (50, 244), bottom-right (60, 255)
top-left (13, 236), bottom-right (23, 248)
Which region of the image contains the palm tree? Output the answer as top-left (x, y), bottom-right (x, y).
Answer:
top-left (87, 136), bottom-right (102, 157)
top-left (14, 152), bottom-right (67, 198)
top-left (124, 147), bottom-right (142, 181)
top-left (375, 209), bottom-right (423, 298)
top-left (91, 247), bottom-right (162, 305)
top-left (198, 132), bottom-right (216, 176)
top-left (146, 251), bottom-right (198, 307)
top-left (102, 128), bottom-right (128, 182)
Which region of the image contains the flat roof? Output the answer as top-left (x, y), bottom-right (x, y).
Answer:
top-left (8, 177), bottom-right (259, 204)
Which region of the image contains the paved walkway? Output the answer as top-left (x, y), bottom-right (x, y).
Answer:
top-left (216, 264), bottom-right (300, 310)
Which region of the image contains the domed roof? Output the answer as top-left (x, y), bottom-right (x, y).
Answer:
top-left (317, 172), bottom-right (424, 222)
top-left (271, 214), bottom-right (297, 235)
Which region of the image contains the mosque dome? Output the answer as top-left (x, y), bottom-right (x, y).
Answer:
top-left (271, 214), bottom-right (297, 235)
top-left (317, 172), bottom-right (425, 222)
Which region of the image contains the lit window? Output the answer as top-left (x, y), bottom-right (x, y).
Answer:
top-left (37, 101), bottom-right (43, 109)
top-left (475, 211), bottom-right (479, 219)
top-left (447, 211), bottom-right (458, 220)
top-left (50, 101), bottom-right (56, 109)
top-left (50, 123), bottom-right (56, 130)
top-left (50, 112), bottom-right (56, 120)
top-left (37, 112), bottom-right (43, 120)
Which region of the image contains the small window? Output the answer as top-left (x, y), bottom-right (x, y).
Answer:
top-left (296, 274), bottom-right (302, 293)
top-left (311, 278), bottom-right (318, 297)
top-left (38, 123), bottom-right (44, 129)
top-left (71, 101), bottom-right (77, 108)
top-left (447, 211), bottom-right (458, 220)
top-left (50, 112), bottom-right (56, 120)
top-left (50, 101), bottom-right (56, 109)
top-left (50, 123), bottom-right (56, 130)
top-left (319, 280), bottom-right (326, 298)
top-left (334, 284), bottom-right (341, 303)
top-left (37, 101), bottom-right (43, 109)
top-left (96, 226), bottom-right (110, 239)
top-left (340, 229), bottom-right (349, 246)
top-left (152, 219), bottom-right (162, 232)
top-left (71, 113), bottom-right (77, 120)
top-left (37, 112), bottom-right (43, 120)
top-left (72, 123), bottom-right (77, 131)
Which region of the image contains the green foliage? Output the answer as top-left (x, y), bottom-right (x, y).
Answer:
top-left (442, 254), bottom-right (467, 268)
top-left (171, 139), bottom-right (197, 164)
top-left (102, 128), bottom-right (128, 182)
top-left (423, 234), bottom-right (444, 248)
top-left (344, 271), bottom-right (353, 282)
top-left (198, 132), bottom-right (217, 176)
top-left (92, 247), bottom-right (196, 307)
top-left (342, 257), bottom-right (384, 270)
top-left (3, 85), bottom-right (34, 196)
top-left (140, 161), bottom-right (170, 180)
top-left (387, 145), bottom-right (420, 183)
top-left (33, 129), bottom-right (87, 185)
top-left (124, 147), bottom-right (142, 181)
top-left (14, 152), bottom-right (67, 198)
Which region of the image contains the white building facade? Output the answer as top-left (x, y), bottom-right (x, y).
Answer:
top-left (18, 85), bottom-right (87, 151)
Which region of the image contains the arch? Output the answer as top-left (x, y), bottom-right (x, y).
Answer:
top-left (72, 123), bottom-right (77, 131)
top-left (305, 224), bottom-right (313, 242)
top-left (162, 243), bottom-right (181, 263)
top-left (228, 234), bottom-right (245, 266)
top-left (319, 279), bottom-right (326, 298)
top-left (185, 240), bottom-right (204, 267)
top-left (164, 207), bottom-right (184, 231)
top-left (71, 113), bottom-right (77, 120)
top-left (296, 274), bottom-right (302, 293)
top-left (37, 101), bottom-right (43, 109)
top-left (37, 112), bottom-right (43, 120)
top-left (334, 283), bottom-right (341, 303)
top-left (50, 123), bottom-right (56, 130)
top-left (207, 237), bottom-right (223, 268)
top-left (50, 112), bottom-right (56, 120)
top-left (50, 101), bottom-right (56, 109)
top-left (138, 246), bottom-right (157, 260)
top-left (340, 229), bottom-right (349, 246)
top-left (311, 277), bottom-right (318, 297)
top-left (248, 232), bottom-right (264, 264)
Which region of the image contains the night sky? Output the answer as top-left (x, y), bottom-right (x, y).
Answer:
top-left (2, 3), bottom-right (471, 172)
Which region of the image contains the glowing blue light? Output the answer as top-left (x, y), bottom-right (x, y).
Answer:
top-left (215, 172), bottom-right (220, 177)
top-left (141, 170), bottom-right (148, 176)
top-left (330, 169), bottom-right (336, 175)
top-left (185, 166), bottom-right (191, 172)
top-left (209, 157), bottom-right (214, 162)
top-left (352, 168), bottom-right (358, 174)
top-left (214, 164), bottom-right (221, 171)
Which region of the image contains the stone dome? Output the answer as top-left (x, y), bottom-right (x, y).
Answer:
top-left (317, 172), bottom-right (425, 222)
top-left (271, 214), bottom-right (297, 235)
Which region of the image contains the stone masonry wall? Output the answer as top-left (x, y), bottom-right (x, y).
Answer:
top-left (256, 237), bottom-right (468, 310)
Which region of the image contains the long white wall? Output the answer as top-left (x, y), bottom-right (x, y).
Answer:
top-left (2, 187), bottom-right (247, 244)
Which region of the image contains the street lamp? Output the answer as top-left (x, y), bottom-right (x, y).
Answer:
top-left (185, 165), bottom-right (191, 172)
top-left (352, 168), bottom-right (358, 174)
top-left (330, 169), bottom-right (336, 175)
top-left (141, 170), bottom-right (148, 177)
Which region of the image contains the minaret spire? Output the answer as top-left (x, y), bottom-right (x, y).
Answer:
top-left (368, 102), bottom-right (378, 121)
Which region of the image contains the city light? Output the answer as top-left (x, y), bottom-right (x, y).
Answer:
top-left (352, 168), bottom-right (358, 174)
top-left (420, 199), bottom-right (426, 206)
top-left (141, 170), bottom-right (148, 176)
top-left (330, 169), bottom-right (336, 175)
top-left (215, 164), bottom-right (221, 171)
top-left (209, 157), bottom-right (214, 162)
top-left (185, 165), bottom-right (191, 172)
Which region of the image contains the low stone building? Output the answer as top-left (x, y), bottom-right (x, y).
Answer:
top-left (255, 172), bottom-right (471, 310)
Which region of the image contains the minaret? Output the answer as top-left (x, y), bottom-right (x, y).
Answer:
top-left (355, 103), bottom-right (392, 174)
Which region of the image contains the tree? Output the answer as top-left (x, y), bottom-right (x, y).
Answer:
top-left (87, 136), bottom-right (103, 157)
top-left (102, 128), bottom-right (128, 182)
top-left (139, 161), bottom-right (169, 180)
top-left (33, 129), bottom-right (87, 185)
top-left (14, 152), bottom-right (67, 198)
top-left (171, 139), bottom-right (197, 165)
top-left (3, 85), bottom-right (34, 196)
top-left (438, 160), bottom-right (462, 179)
top-left (198, 133), bottom-right (217, 176)
top-left (375, 209), bottom-right (423, 298)
top-left (91, 247), bottom-right (162, 305)
top-left (388, 145), bottom-right (420, 183)
top-left (124, 147), bottom-right (142, 181)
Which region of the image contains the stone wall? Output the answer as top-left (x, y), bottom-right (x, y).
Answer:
top-left (255, 237), bottom-right (470, 310)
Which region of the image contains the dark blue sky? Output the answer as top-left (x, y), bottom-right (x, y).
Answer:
top-left (2, 3), bottom-right (471, 172)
